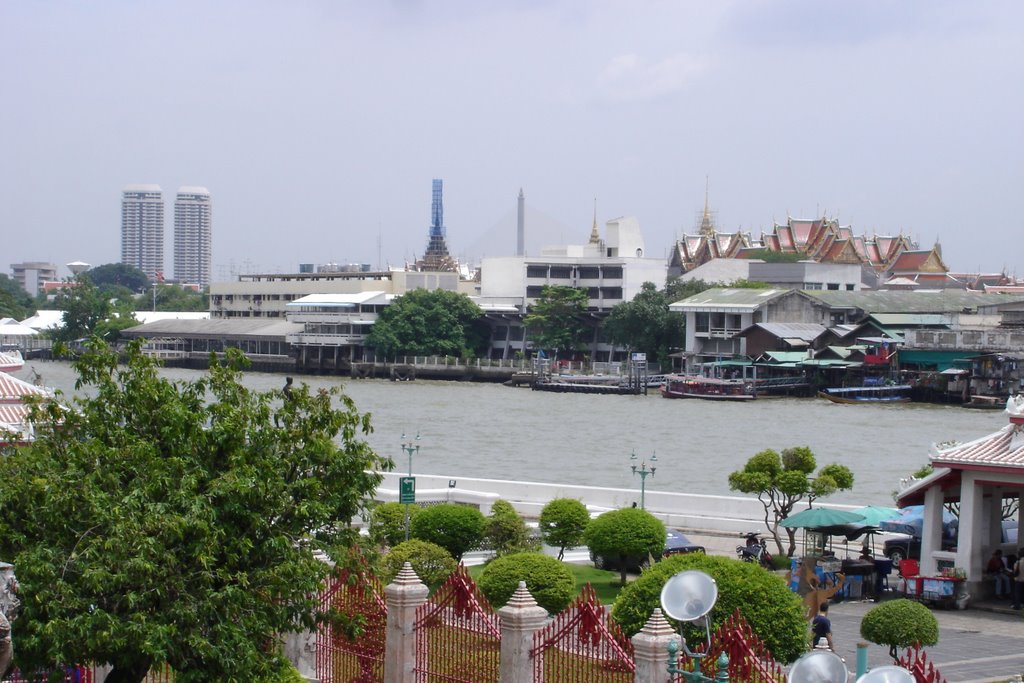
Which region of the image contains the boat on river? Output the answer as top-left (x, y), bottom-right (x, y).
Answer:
top-left (818, 384), bottom-right (912, 404)
top-left (660, 375), bottom-right (756, 401)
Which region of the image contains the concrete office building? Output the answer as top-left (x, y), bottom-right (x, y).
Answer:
top-left (121, 184), bottom-right (165, 280)
top-left (174, 187), bottom-right (212, 287)
top-left (10, 262), bottom-right (58, 297)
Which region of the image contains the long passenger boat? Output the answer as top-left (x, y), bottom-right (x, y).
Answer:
top-left (660, 375), bottom-right (756, 401)
top-left (817, 384), bottom-right (912, 404)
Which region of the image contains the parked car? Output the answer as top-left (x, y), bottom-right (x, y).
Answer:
top-left (591, 529), bottom-right (705, 571)
top-left (884, 519), bottom-right (1017, 563)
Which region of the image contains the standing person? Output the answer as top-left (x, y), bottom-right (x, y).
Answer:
top-left (283, 376), bottom-right (294, 400)
top-left (1013, 550), bottom-right (1024, 610)
top-left (811, 602), bottom-right (834, 651)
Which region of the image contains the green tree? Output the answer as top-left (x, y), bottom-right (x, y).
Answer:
top-left (368, 502), bottom-right (420, 547)
top-left (662, 278), bottom-right (713, 304)
top-left (740, 249), bottom-right (807, 263)
top-left (728, 446), bottom-right (854, 556)
top-left (83, 263), bottom-right (151, 293)
top-left (484, 499), bottom-right (537, 556)
top-left (152, 284), bottom-right (209, 312)
top-left (0, 340), bottom-right (391, 682)
top-left (611, 553), bottom-right (808, 663)
top-left (0, 274), bottom-right (35, 320)
top-left (365, 288), bottom-right (488, 358)
top-left (603, 282), bottom-right (685, 364)
top-left (478, 552), bottom-right (575, 614)
top-left (50, 278), bottom-right (112, 343)
top-left (539, 498), bottom-right (590, 560)
top-left (860, 599), bottom-right (938, 661)
top-left (379, 539), bottom-right (457, 591)
top-left (583, 508), bottom-right (665, 586)
top-left (523, 285), bottom-right (590, 358)
top-left (410, 503), bottom-right (486, 561)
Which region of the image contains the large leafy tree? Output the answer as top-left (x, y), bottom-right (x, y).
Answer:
top-left (603, 282), bottom-right (685, 364)
top-left (0, 340), bottom-right (391, 682)
top-left (728, 446), bottom-right (854, 556)
top-left (365, 288), bottom-right (488, 358)
top-left (0, 274), bottom-right (35, 320)
top-left (152, 284), bottom-right (209, 312)
top-left (583, 508), bottom-right (665, 586)
top-left (538, 498), bottom-right (590, 560)
top-left (523, 285), bottom-right (590, 358)
top-left (84, 263), bottom-right (151, 293)
top-left (50, 278), bottom-right (112, 343)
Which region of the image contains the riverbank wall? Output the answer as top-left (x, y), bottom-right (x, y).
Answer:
top-left (372, 471), bottom-right (859, 536)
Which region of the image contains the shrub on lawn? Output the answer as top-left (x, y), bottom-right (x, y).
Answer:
top-left (368, 501), bottom-right (419, 547)
top-left (379, 539), bottom-right (458, 590)
top-left (477, 552), bottom-right (575, 614)
top-left (410, 503), bottom-right (486, 560)
top-left (611, 553), bottom-right (807, 664)
top-left (539, 498), bottom-right (590, 560)
top-left (583, 508), bottom-right (665, 585)
top-left (485, 499), bottom-right (538, 556)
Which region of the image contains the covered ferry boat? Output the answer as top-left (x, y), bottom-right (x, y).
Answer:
top-left (660, 375), bottom-right (756, 401)
top-left (817, 383), bottom-right (912, 404)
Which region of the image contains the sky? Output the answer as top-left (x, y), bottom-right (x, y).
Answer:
top-left (3, 0), bottom-right (1022, 282)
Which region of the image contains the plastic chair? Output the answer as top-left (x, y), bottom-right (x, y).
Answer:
top-left (898, 559), bottom-right (919, 578)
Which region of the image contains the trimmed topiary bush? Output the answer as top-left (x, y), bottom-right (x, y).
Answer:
top-left (379, 539), bottom-right (458, 590)
top-left (539, 497), bottom-right (590, 560)
top-left (368, 501), bottom-right (420, 547)
top-left (477, 552), bottom-right (575, 614)
top-left (860, 598), bottom-right (939, 657)
top-left (485, 499), bottom-right (538, 556)
top-left (611, 553), bottom-right (808, 664)
top-left (583, 507), bottom-right (665, 585)
top-left (410, 503), bottom-right (487, 560)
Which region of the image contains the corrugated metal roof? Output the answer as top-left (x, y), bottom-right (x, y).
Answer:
top-left (122, 319), bottom-right (302, 339)
top-left (288, 291), bottom-right (387, 306)
top-left (803, 290), bottom-right (1024, 314)
top-left (747, 322), bottom-right (827, 342)
top-left (0, 374), bottom-right (52, 402)
top-left (670, 288), bottom-right (790, 311)
top-left (870, 313), bottom-right (951, 326)
top-left (763, 351), bottom-right (810, 362)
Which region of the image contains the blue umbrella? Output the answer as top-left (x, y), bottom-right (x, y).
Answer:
top-left (878, 505), bottom-right (957, 537)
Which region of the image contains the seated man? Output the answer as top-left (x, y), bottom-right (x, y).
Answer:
top-left (986, 549), bottom-right (1011, 598)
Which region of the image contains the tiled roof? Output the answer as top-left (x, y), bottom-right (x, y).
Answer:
top-left (888, 250), bottom-right (933, 272)
top-left (930, 419), bottom-right (1024, 470)
top-left (0, 403), bottom-right (32, 425)
top-left (0, 374), bottom-right (52, 402)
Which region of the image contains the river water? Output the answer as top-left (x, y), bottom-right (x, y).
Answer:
top-left (13, 361), bottom-right (1010, 506)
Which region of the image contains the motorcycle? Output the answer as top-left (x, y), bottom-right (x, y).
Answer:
top-left (736, 533), bottom-right (774, 568)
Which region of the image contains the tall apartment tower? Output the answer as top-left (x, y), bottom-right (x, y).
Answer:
top-left (121, 184), bottom-right (165, 280)
top-left (173, 186), bottom-right (212, 287)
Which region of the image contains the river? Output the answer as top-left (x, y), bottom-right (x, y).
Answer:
top-left (12, 361), bottom-right (1010, 506)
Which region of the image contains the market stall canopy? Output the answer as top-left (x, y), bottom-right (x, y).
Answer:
top-left (779, 508), bottom-right (865, 529)
top-left (849, 505), bottom-right (901, 527)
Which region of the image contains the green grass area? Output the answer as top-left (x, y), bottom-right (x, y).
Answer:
top-left (468, 561), bottom-right (624, 605)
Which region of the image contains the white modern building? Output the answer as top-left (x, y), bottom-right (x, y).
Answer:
top-left (174, 186), bottom-right (212, 288)
top-left (121, 184), bottom-right (165, 280)
top-left (9, 262), bottom-right (58, 296)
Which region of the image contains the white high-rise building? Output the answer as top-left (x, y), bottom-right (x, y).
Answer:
top-left (173, 187), bottom-right (212, 288)
top-left (121, 184), bottom-right (165, 280)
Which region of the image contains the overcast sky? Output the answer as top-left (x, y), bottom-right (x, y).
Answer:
top-left (3, 1), bottom-right (1022, 282)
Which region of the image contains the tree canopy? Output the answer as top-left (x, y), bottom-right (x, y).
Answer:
top-left (0, 274), bottom-right (35, 320)
top-left (50, 278), bottom-right (112, 343)
top-left (728, 446), bottom-right (854, 556)
top-left (523, 285), bottom-right (590, 358)
top-left (409, 503), bottom-right (486, 560)
top-left (603, 281), bottom-right (685, 364)
top-left (83, 263), bottom-right (151, 293)
top-left (538, 498), bottom-right (590, 561)
top-left (583, 508), bottom-right (665, 585)
top-left (365, 288), bottom-right (488, 358)
top-left (0, 341), bottom-right (391, 682)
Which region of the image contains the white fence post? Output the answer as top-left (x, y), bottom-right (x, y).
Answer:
top-left (497, 582), bottom-right (548, 683)
top-left (631, 608), bottom-right (678, 683)
top-left (383, 563), bottom-right (429, 683)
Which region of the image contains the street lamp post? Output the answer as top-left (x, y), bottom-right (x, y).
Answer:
top-left (630, 450), bottom-right (657, 510)
top-left (401, 433), bottom-right (420, 541)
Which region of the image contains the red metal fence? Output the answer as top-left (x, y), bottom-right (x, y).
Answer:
top-left (672, 609), bottom-right (785, 683)
top-left (899, 643), bottom-right (949, 683)
top-left (414, 564), bottom-right (500, 683)
top-left (7, 667), bottom-right (94, 682)
top-left (316, 567), bottom-right (388, 683)
top-left (531, 583), bottom-right (635, 683)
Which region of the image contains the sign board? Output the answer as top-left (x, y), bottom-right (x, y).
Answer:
top-left (399, 476), bottom-right (416, 504)
top-left (631, 352), bottom-right (646, 361)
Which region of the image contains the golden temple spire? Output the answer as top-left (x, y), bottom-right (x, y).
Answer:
top-left (589, 197), bottom-right (601, 244)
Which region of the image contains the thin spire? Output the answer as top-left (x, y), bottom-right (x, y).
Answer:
top-left (589, 197), bottom-right (601, 244)
top-left (699, 176), bottom-right (714, 236)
